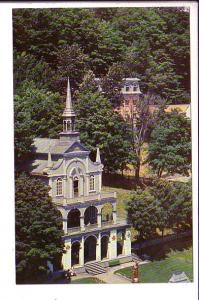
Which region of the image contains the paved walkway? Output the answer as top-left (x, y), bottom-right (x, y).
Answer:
top-left (71, 261), bottom-right (149, 284)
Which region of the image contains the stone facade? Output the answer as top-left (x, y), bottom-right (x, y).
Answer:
top-left (29, 78), bottom-right (132, 270)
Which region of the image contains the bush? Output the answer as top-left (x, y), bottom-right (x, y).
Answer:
top-left (109, 259), bottom-right (120, 267)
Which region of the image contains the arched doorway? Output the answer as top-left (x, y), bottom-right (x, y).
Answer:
top-left (101, 235), bottom-right (109, 260)
top-left (71, 241), bottom-right (80, 266)
top-left (67, 209), bottom-right (80, 229)
top-left (117, 231), bottom-right (125, 256)
top-left (84, 206), bottom-right (97, 226)
top-left (84, 235), bottom-right (97, 263)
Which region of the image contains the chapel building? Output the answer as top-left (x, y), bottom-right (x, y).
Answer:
top-left (29, 79), bottom-right (132, 273)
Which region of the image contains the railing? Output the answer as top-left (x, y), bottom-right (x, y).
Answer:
top-left (101, 221), bottom-right (114, 227)
top-left (67, 226), bottom-right (81, 234)
top-left (54, 191), bottom-right (116, 206)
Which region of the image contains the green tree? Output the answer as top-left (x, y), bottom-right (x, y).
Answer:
top-left (53, 44), bottom-right (90, 95)
top-left (127, 93), bottom-right (164, 181)
top-left (127, 188), bottom-right (158, 240)
top-left (13, 51), bottom-right (55, 93)
top-left (14, 81), bottom-right (64, 169)
top-left (148, 110), bottom-right (191, 177)
top-left (168, 180), bottom-right (192, 229)
top-left (75, 79), bottom-right (134, 173)
top-left (15, 174), bottom-right (64, 283)
top-left (100, 63), bottom-right (125, 108)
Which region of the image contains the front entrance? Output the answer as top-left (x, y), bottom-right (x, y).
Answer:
top-left (84, 236), bottom-right (97, 263)
top-left (101, 235), bottom-right (109, 260)
top-left (71, 241), bottom-right (80, 266)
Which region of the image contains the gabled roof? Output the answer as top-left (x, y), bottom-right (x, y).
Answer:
top-left (33, 138), bottom-right (76, 155)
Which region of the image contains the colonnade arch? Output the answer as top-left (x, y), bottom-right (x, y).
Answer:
top-left (84, 206), bottom-right (98, 226)
top-left (84, 235), bottom-right (97, 263)
top-left (67, 208), bottom-right (80, 228)
top-left (71, 241), bottom-right (80, 266)
top-left (101, 235), bottom-right (109, 260)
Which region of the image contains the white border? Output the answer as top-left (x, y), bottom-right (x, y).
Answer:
top-left (0, 2), bottom-right (198, 300)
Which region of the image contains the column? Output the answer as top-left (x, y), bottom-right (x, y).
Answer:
top-left (48, 177), bottom-right (53, 197)
top-left (69, 176), bottom-right (73, 198)
top-left (97, 207), bottom-right (102, 228)
top-left (96, 233), bottom-right (101, 261)
top-left (63, 210), bottom-right (68, 234)
top-left (112, 202), bottom-right (117, 224)
top-left (123, 229), bottom-right (131, 256)
top-left (99, 173), bottom-right (102, 192)
top-left (80, 209), bottom-right (85, 232)
top-left (63, 176), bottom-right (67, 198)
top-left (79, 236), bottom-right (84, 266)
top-left (109, 229), bottom-right (117, 259)
top-left (85, 174), bottom-right (90, 196)
top-left (62, 239), bottom-right (71, 270)
top-left (79, 175), bottom-right (84, 196)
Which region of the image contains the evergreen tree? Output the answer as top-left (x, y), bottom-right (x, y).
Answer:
top-left (15, 174), bottom-right (64, 283)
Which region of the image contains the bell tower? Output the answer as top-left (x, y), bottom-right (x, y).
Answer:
top-left (59, 78), bottom-right (80, 142)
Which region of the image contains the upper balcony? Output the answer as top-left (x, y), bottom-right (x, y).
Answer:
top-left (53, 191), bottom-right (116, 206)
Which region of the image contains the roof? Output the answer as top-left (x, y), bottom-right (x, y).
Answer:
top-left (165, 104), bottom-right (190, 114)
top-left (33, 138), bottom-right (74, 155)
top-left (168, 271), bottom-right (190, 283)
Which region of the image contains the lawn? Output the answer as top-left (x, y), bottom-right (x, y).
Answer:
top-left (115, 247), bottom-right (193, 283)
top-left (71, 277), bottom-right (105, 284)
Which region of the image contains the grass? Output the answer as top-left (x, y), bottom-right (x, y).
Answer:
top-left (102, 185), bottom-right (132, 220)
top-left (115, 247), bottom-right (193, 283)
top-left (71, 277), bottom-right (105, 284)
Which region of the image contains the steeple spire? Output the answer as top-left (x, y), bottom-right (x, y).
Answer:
top-left (59, 77), bottom-right (80, 142)
top-left (96, 148), bottom-right (101, 163)
top-left (62, 77), bottom-right (75, 117)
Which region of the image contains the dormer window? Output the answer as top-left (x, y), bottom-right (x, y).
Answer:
top-left (133, 84), bottom-right (138, 92)
top-left (126, 86), bottom-right (130, 92)
top-left (89, 175), bottom-right (95, 191)
top-left (56, 178), bottom-right (63, 196)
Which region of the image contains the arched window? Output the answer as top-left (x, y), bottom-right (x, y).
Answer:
top-left (89, 175), bottom-right (95, 191)
top-left (67, 121), bottom-right (71, 131)
top-left (73, 176), bottom-right (79, 197)
top-left (56, 178), bottom-right (63, 196)
top-left (133, 84), bottom-right (138, 92)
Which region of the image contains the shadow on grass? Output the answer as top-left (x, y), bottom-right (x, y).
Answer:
top-left (135, 236), bottom-right (192, 261)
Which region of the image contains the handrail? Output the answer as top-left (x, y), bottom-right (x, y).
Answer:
top-left (55, 191), bottom-right (116, 205)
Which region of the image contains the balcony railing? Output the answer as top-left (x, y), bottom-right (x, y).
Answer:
top-left (54, 191), bottom-right (116, 206)
top-left (67, 226), bottom-right (81, 234)
top-left (65, 219), bottom-right (129, 235)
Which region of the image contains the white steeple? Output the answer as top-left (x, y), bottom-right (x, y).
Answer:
top-left (96, 148), bottom-right (101, 163)
top-left (62, 77), bottom-right (76, 117)
top-left (59, 77), bottom-right (80, 142)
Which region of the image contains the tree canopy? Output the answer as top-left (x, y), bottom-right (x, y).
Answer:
top-left (75, 73), bottom-right (135, 173)
top-left (13, 7), bottom-right (190, 104)
top-left (15, 174), bottom-right (64, 283)
top-left (127, 180), bottom-right (192, 240)
top-left (147, 110), bottom-right (191, 177)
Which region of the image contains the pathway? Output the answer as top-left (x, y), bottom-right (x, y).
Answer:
top-left (71, 261), bottom-right (149, 284)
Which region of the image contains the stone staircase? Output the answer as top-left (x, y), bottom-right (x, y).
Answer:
top-left (131, 253), bottom-right (142, 262)
top-left (85, 262), bottom-right (107, 275)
